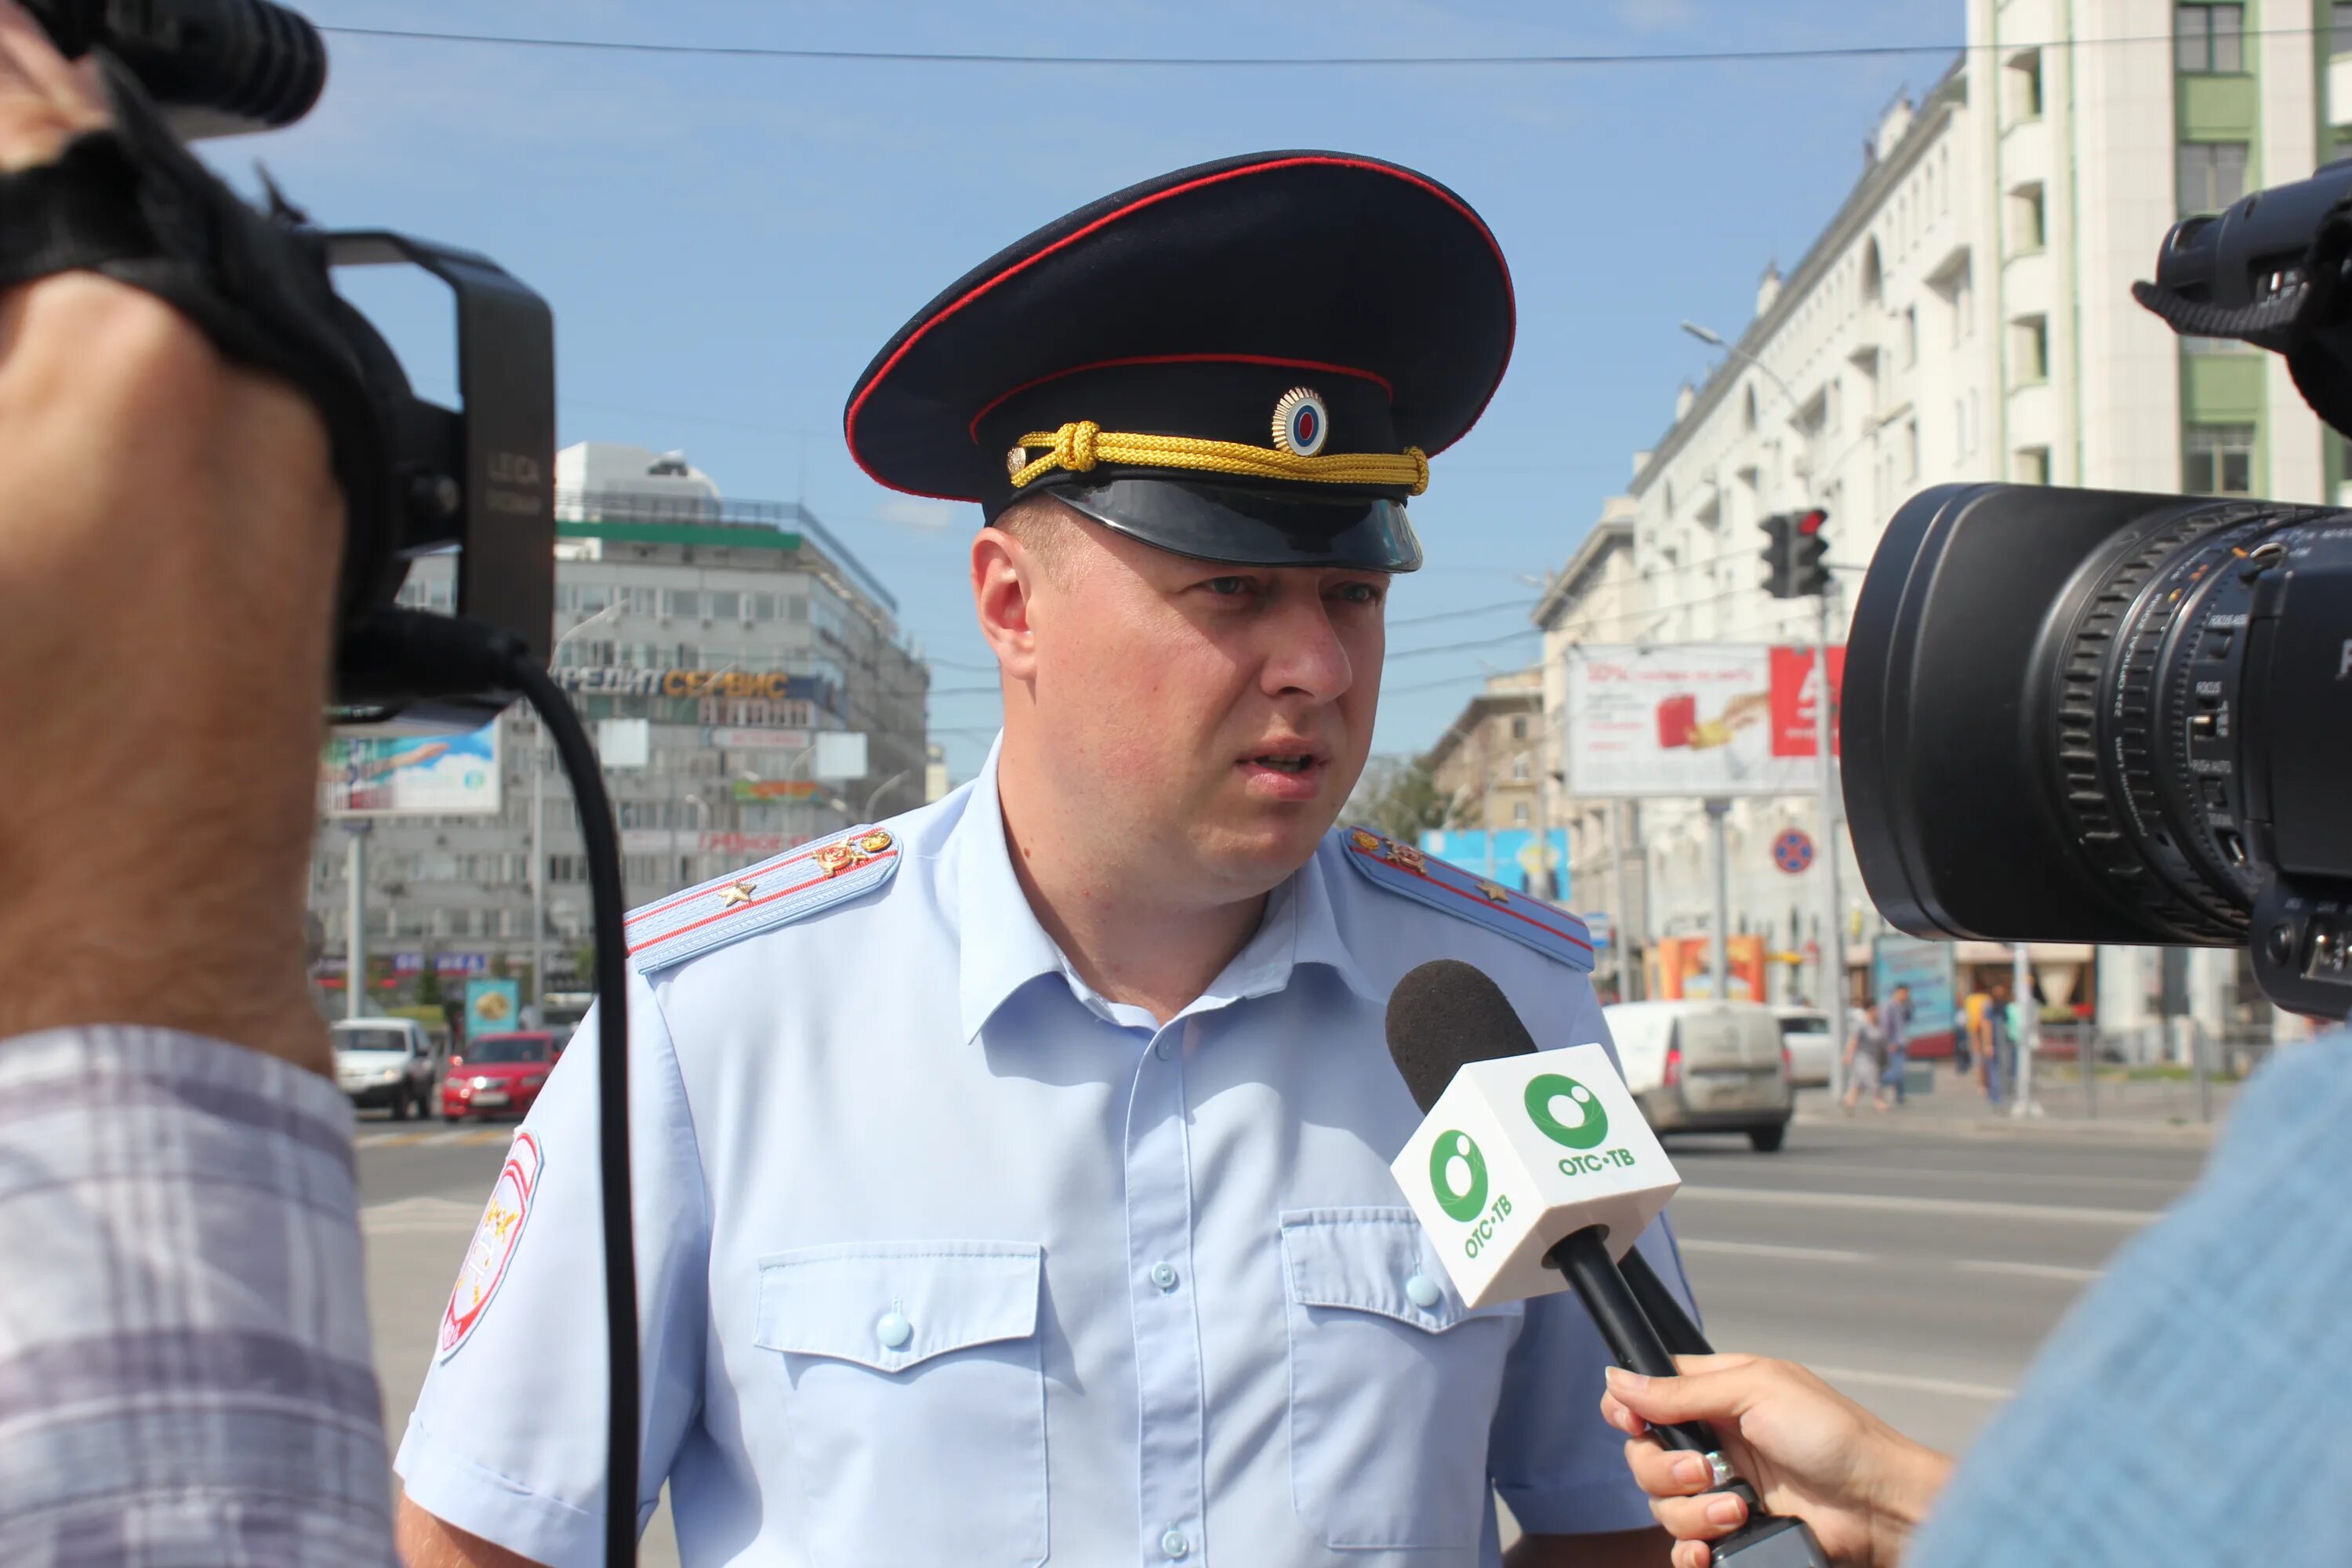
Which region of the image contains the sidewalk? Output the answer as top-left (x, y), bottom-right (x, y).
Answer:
top-left (1792, 1067), bottom-right (2235, 1144)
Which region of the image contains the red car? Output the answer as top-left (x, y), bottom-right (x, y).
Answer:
top-left (441, 1030), bottom-right (559, 1122)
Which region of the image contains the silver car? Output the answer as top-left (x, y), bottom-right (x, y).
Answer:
top-left (331, 1017), bottom-right (438, 1120)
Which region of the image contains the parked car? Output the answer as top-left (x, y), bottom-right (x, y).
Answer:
top-left (442, 1030), bottom-right (560, 1122)
top-left (331, 1017), bottom-right (438, 1120)
top-left (1602, 1000), bottom-right (1794, 1152)
top-left (1771, 1006), bottom-right (1835, 1089)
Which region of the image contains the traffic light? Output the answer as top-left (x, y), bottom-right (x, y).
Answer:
top-left (1759, 512), bottom-right (1796, 597)
top-left (1761, 510), bottom-right (1831, 599)
top-left (1791, 507), bottom-right (1832, 596)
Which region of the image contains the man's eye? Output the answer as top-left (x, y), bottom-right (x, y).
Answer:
top-left (1332, 582), bottom-right (1384, 606)
top-left (1204, 576), bottom-right (1253, 597)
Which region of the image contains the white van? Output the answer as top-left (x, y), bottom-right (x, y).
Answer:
top-left (1602, 1000), bottom-right (1794, 1152)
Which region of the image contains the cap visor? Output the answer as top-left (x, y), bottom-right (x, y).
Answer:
top-left (1044, 478), bottom-right (1422, 572)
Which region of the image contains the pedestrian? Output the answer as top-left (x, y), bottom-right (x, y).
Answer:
top-left (393, 153), bottom-right (1690, 1568)
top-left (1958, 978), bottom-right (1987, 1076)
top-left (1983, 978), bottom-right (2014, 1108)
top-left (1879, 982), bottom-right (1915, 1105)
top-left (1842, 989), bottom-right (1891, 1113)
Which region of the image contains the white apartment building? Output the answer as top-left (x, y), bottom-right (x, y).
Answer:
top-left (1545, 2), bottom-right (2344, 1037)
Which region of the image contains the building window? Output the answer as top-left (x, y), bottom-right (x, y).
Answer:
top-left (1511, 757), bottom-right (1531, 782)
top-left (2184, 424), bottom-right (2256, 495)
top-left (2007, 49), bottom-right (2044, 120)
top-left (2013, 315), bottom-right (2051, 383)
top-left (1512, 802), bottom-right (1532, 826)
top-left (2335, 1), bottom-right (2352, 54)
top-left (2176, 3), bottom-right (2244, 73)
top-left (2009, 184), bottom-right (2046, 252)
top-left (1511, 715), bottom-right (1528, 740)
top-left (1902, 306), bottom-right (1918, 367)
top-left (663, 588), bottom-right (702, 620)
top-left (627, 586), bottom-right (659, 615)
top-left (2177, 141), bottom-right (2250, 215)
top-left (1904, 419), bottom-right (1920, 483)
top-left (2015, 446), bottom-right (2052, 485)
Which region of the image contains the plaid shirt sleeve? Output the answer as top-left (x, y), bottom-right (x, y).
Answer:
top-left (0, 1026), bottom-right (395, 1566)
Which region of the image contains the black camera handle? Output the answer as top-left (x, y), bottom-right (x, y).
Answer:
top-left (345, 611), bottom-right (643, 1567)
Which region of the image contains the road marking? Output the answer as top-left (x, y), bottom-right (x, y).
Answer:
top-left (1677, 1239), bottom-right (1873, 1265)
top-left (361, 1196), bottom-right (482, 1235)
top-left (1675, 1185), bottom-right (2158, 1227)
top-left (356, 1129), bottom-right (508, 1149)
top-left (1951, 1258), bottom-right (2106, 1283)
top-left (1808, 1363), bottom-right (2013, 1403)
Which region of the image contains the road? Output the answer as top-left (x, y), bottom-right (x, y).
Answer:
top-left (359, 1112), bottom-right (2212, 1563)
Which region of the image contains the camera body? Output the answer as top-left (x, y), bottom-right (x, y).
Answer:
top-left (1848, 159), bottom-right (2352, 1017)
top-left (27, 0), bottom-right (555, 730)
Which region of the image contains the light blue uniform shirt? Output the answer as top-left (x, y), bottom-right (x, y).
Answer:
top-left (395, 750), bottom-right (1692, 1568)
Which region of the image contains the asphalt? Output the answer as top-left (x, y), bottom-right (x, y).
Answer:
top-left (356, 1107), bottom-right (2212, 1563)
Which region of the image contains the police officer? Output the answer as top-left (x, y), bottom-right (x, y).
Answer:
top-left (395, 151), bottom-right (1693, 1568)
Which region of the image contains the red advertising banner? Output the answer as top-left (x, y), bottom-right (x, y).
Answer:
top-left (1767, 645), bottom-right (1847, 759)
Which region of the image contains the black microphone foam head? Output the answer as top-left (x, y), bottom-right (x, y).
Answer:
top-left (1385, 958), bottom-right (1540, 1112)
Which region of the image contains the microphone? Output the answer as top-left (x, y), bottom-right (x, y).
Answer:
top-left (1385, 959), bottom-right (1831, 1568)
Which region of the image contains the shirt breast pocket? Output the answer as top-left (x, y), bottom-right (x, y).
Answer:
top-left (754, 1241), bottom-right (1047, 1568)
top-left (1279, 1209), bottom-right (1524, 1554)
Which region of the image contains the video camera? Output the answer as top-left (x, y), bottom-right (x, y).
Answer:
top-left (28, 0), bottom-right (556, 729)
top-left (1846, 158), bottom-right (2352, 1018)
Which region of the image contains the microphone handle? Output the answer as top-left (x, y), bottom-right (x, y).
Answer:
top-left (1621, 1244), bottom-right (1713, 1356)
top-left (1546, 1228), bottom-right (1727, 1458)
top-left (1548, 1227), bottom-right (1835, 1568)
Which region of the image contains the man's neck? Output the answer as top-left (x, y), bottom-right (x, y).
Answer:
top-left (993, 771), bottom-right (1268, 1027)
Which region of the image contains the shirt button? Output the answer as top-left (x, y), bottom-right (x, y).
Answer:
top-left (1160, 1527), bottom-right (1190, 1559)
top-left (1150, 1261), bottom-right (1179, 1292)
top-left (875, 1310), bottom-right (913, 1350)
top-left (1154, 1038), bottom-right (1173, 1060)
top-left (1405, 1272), bottom-right (1443, 1309)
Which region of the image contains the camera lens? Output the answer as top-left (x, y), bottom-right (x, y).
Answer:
top-left (1843, 481), bottom-right (2343, 949)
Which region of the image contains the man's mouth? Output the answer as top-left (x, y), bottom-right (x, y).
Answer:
top-left (1249, 753), bottom-right (1318, 774)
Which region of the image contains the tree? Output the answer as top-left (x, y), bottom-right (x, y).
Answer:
top-left (414, 951), bottom-right (445, 1009)
top-left (1355, 757), bottom-right (1464, 845)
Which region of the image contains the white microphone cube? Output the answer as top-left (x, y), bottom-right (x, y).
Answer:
top-left (1391, 1044), bottom-right (1682, 1309)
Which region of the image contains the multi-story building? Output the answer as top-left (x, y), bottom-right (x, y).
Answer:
top-left (1422, 669), bottom-right (1545, 837)
top-left (1531, 501), bottom-right (1645, 998)
top-left (310, 443), bottom-right (930, 1012)
top-left (1543, 2), bottom-right (2341, 1038)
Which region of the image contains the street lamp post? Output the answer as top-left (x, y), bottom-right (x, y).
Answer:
top-left (1682, 318), bottom-right (1850, 1084)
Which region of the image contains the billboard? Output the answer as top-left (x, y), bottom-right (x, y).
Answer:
top-left (1871, 935), bottom-right (1958, 1060)
top-left (322, 721), bottom-right (501, 816)
top-left (463, 978), bottom-right (523, 1037)
top-left (1415, 828), bottom-right (1571, 902)
top-left (1563, 644), bottom-right (1846, 799)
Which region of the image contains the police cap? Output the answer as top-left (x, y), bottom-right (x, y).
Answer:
top-left (844, 151), bottom-right (1515, 572)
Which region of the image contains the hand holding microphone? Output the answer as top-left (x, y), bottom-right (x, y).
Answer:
top-left (1600, 1357), bottom-right (1953, 1568)
top-left (1385, 960), bottom-right (1833, 1567)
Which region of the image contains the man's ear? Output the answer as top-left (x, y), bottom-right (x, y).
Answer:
top-left (972, 524), bottom-right (1042, 683)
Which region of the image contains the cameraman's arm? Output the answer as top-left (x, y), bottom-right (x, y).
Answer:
top-left (0, 4), bottom-right (389, 1563)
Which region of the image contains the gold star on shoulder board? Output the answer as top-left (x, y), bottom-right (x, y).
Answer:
top-left (719, 880), bottom-right (757, 909)
top-left (1475, 880), bottom-right (1511, 904)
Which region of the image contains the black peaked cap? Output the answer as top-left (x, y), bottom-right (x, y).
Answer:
top-left (842, 151), bottom-right (1515, 570)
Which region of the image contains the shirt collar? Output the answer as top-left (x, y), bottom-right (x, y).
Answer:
top-left (950, 739), bottom-right (1385, 1041)
top-left (953, 739), bottom-right (1076, 1044)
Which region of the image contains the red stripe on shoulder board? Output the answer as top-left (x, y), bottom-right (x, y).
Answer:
top-left (625, 841), bottom-right (829, 930)
top-left (1351, 843), bottom-right (1592, 954)
top-left (626, 851), bottom-right (898, 956)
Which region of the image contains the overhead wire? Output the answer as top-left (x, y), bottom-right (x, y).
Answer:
top-left (317, 24), bottom-right (2334, 69)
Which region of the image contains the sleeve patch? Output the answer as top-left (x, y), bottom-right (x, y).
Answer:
top-left (622, 825), bottom-right (903, 974)
top-left (1339, 826), bottom-right (1594, 973)
top-left (438, 1131), bottom-right (543, 1362)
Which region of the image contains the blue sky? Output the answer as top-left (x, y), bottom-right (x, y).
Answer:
top-left (225, 0), bottom-right (1960, 781)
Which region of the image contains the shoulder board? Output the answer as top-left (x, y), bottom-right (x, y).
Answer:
top-left (1338, 826), bottom-right (1594, 974)
top-left (624, 823), bottom-right (902, 975)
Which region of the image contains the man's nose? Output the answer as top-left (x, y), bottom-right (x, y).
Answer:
top-left (1260, 597), bottom-right (1355, 702)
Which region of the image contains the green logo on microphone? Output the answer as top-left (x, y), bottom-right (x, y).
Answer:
top-left (1525, 1073), bottom-right (1610, 1150)
top-left (1429, 1130), bottom-right (1489, 1221)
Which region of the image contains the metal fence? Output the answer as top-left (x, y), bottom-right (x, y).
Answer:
top-left (2011, 1020), bottom-right (2274, 1124)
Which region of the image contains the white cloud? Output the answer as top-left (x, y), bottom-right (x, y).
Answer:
top-left (874, 496), bottom-right (964, 535)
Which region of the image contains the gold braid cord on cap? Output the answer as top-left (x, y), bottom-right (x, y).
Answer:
top-left (1007, 420), bottom-right (1430, 495)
